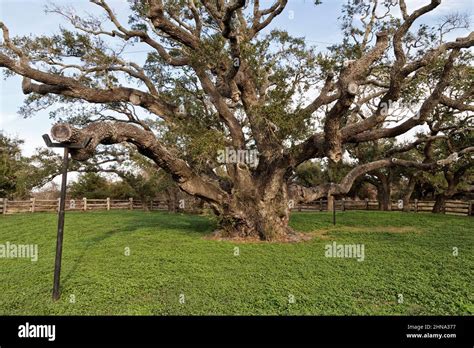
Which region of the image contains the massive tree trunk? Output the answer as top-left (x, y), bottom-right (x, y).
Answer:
top-left (216, 190), bottom-right (292, 240)
top-left (215, 169), bottom-right (294, 241)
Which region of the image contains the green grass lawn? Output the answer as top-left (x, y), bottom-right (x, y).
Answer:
top-left (0, 210), bottom-right (472, 315)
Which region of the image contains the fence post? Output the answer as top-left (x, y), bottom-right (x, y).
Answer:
top-left (57, 198), bottom-right (60, 213)
top-left (106, 197), bottom-right (110, 211)
top-left (129, 197), bottom-right (133, 210)
top-left (342, 198), bottom-right (345, 211)
top-left (31, 197), bottom-right (36, 213)
top-left (468, 201), bottom-right (472, 216)
top-left (83, 197), bottom-right (87, 211)
top-left (150, 200), bottom-right (153, 211)
top-left (414, 199), bottom-right (418, 213)
top-left (319, 198), bottom-right (323, 211)
top-left (3, 198), bottom-right (7, 214)
top-left (365, 198), bottom-right (369, 210)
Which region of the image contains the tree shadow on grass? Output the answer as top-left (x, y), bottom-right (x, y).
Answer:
top-left (61, 230), bottom-right (116, 285)
top-left (112, 212), bottom-right (216, 236)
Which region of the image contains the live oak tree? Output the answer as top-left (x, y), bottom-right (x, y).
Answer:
top-left (1, 0), bottom-right (473, 240)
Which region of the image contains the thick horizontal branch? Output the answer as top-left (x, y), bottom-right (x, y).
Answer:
top-left (0, 52), bottom-right (177, 121)
top-left (52, 122), bottom-right (228, 207)
top-left (291, 146), bottom-right (473, 203)
top-left (440, 93), bottom-right (474, 111)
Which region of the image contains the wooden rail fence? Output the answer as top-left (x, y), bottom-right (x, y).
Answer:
top-left (0, 197), bottom-right (472, 216)
top-left (0, 197), bottom-right (168, 214)
top-left (294, 198), bottom-right (472, 216)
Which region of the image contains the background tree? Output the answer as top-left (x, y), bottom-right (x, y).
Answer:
top-left (0, 0), bottom-right (472, 240)
top-left (69, 172), bottom-right (111, 199)
top-left (0, 133), bottom-right (61, 198)
top-left (0, 134), bottom-right (23, 197)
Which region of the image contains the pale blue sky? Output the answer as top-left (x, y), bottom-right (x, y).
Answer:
top-left (0, 0), bottom-right (472, 157)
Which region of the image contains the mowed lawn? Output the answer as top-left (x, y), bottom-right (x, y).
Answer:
top-left (0, 210), bottom-right (472, 315)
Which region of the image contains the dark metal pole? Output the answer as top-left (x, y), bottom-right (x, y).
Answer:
top-left (332, 197), bottom-right (336, 226)
top-left (52, 147), bottom-right (69, 301)
top-left (43, 133), bottom-right (90, 301)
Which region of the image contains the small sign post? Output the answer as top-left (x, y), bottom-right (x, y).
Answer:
top-left (42, 132), bottom-right (91, 301)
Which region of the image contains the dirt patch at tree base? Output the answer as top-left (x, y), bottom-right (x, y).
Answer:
top-left (205, 226), bottom-right (421, 243)
top-left (205, 230), bottom-right (314, 243)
